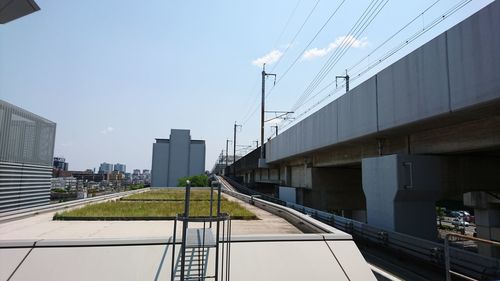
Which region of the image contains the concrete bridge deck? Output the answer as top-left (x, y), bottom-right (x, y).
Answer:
top-left (228, 1), bottom-right (500, 258)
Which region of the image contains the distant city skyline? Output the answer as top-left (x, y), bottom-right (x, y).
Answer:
top-left (0, 0), bottom-right (492, 171)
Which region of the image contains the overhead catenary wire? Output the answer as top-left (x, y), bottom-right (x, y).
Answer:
top-left (271, 0), bottom-right (303, 50)
top-left (292, 0), bottom-right (386, 109)
top-left (294, 0), bottom-right (442, 112)
top-left (280, 0), bottom-right (472, 132)
top-left (346, 0), bottom-right (441, 74)
top-left (291, 0), bottom-right (389, 112)
top-left (267, 0), bottom-right (347, 96)
top-left (241, 0), bottom-right (314, 126)
top-left (349, 0), bottom-right (471, 82)
top-left (270, 0), bottom-right (321, 73)
top-left (242, 0), bottom-right (346, 127)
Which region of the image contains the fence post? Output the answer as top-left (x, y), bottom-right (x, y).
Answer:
top-left (444, 234), bottom-right (451, 281)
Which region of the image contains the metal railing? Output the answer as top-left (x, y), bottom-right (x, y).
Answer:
top-left (220, 176), bottom-right (500, 280)
top-left (171, 180), bottom-right (231, 281)
top-left (445, 233), bottom-right (500, 281)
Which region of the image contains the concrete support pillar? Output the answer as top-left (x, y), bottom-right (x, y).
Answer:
top-left (362, 154), bottom-right (444, 241)
top-left (290, 164), bottom-right (311, 188)
top-left (310, 167), bottom-right (366, 221)
top-left (464, 192), bottom-right (500, 258)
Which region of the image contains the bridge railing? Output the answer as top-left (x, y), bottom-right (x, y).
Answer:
top-left (221, 176), bottom-right (500, 280)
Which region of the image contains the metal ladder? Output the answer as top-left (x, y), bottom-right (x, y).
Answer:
top-left (171, 180), bottom-right (231, 281)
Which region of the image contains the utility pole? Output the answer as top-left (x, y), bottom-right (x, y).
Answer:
top-left (225, 139), bottom-right (231, 169)
top-left (233, 122), bottom-right (241, 176)
top-left (261, 64), bottom-right (276, 162)
top-left (336, 69), bottom-right (350, 93)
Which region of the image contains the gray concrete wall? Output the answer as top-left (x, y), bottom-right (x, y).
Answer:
top-left (151, 142), bottom-right (169, 187)
top-left (279, 186), bottom-right (296, 203)
top-left (291, 165), bottom-right (312, 188)
top-left (270, 168), bottom-right (280, 182)
top-left (338, 76), bottom-right (378, 140)
top-left (168, 130), bottom-right (190, 186)
top-left (189, 142), bottom-right (206, 176)
top-left (362, 154), bottom-right (443, 240)
top-left (151, 129), bottom-right (206, 187)
top-left (448, 2), bottom-right (500, 110)
top-left (377, 33), bottom-right (449, 130)
top-left (266, 1), bottom-right (500, 163)
top-left (310, 167), bottom-right (365, 217)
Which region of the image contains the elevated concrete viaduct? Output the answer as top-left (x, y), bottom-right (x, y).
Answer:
top-left (229, 1), bottom-right (500, 256)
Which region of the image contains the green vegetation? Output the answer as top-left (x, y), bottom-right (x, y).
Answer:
top-left (54, 188), bottom-right (256, 220)
top-left (51, 188), bottom-right (67, 193)
top-left (122, 189), bottom-right (225, 201)
top-left (128, 183), bottom-right (145, 190)
top-left (53, 200), bottom-right (256, 220)
top-left (436, 207), bottom-right (446, 227)
top-left (178, 174), bottom-right (208, 187)
top-left (438, 224), bottom-right (455, 231)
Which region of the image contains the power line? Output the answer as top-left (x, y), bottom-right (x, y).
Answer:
top-left (281, 0), bottom-right (472, 131)
top-left (291, 0), bottom-right (386, 109)
top-left (240, 0), bottom-right (308, 126)
top-left (268, 0), bottom-right (347, 95)
top-left (270, 0), bottom-right (321, 73)
top-left (349, 0), bottom-right (471, 83)
top-left (271, 0), bottom-right (303, 49)
top-left (292, 0), bottom-right (389, 111)
top-left (297, 0), bottom-right (461, 112)
top-left (347, 0), bottom-right (441, 74)
top-left (292, 0), bottom-right (383, 108)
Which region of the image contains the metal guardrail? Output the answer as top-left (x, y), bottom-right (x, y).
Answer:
top-left (0, 188), bottom-right (150, 223)
top-left (220, 176), bottom-right (500, 280)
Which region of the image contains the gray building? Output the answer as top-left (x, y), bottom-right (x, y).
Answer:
top-left (114, 163), bottom-right (126, 173)
top-left (53, 157), bottom-right (68, 171)
top-left (151, 129), bottom-right (205, 187)
top-left (0, 100), bottom-right (56, 212)
top-left (99, 162), bottom-right (113, 173)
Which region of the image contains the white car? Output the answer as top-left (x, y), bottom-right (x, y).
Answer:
top-left (452, 218), bottom-right (469, 227)
top-left (458, 210), bottom-right (470, 217)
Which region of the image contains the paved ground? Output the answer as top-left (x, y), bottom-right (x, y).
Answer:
top-left (0, 193), bottom-right (300, 240)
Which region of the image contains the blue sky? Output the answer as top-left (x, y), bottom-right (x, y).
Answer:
top-left (0, 0), bottom-right (493, 172)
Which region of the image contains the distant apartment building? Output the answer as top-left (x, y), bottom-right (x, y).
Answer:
top-left (51, 177), bottom-right (77, 191)
top-left (70, 170), bottom-right (104, 183)
top-left (142, 169), bottom-right (151, 184)
top-left (151, 129), bottom-right (205, 187)
top-left (53, 157), bottom-right (68, 171)
top-left (132, 169), bottom-right (141, 176)
top-left (99, 162), bottom-right (113, 173)
top-left (114, 163), bottom-right (126, 173)
top-left (0, 100), bottom-right (56, 212)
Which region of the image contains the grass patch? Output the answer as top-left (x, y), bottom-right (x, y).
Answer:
top-left (122, 189), bottom-right (226, 201)
top-left (53, 200), bottom-right (257, 220)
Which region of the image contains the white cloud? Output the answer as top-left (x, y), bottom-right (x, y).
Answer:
top-left (302, 36), bottom-right (368, 60)
top-left (100, 126), bottom-right (115, 134)
top-left (252, 50), bottom-right (283, 67)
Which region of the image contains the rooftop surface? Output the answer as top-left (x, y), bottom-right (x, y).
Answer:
top-left (0, 194), bottom-right (300, 240)
top-left (0, 190), bottom-right (376, 280)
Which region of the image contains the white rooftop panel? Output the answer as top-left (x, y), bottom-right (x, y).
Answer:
top-left (1, 238), bottom-right (376, 281)
top-left (0, 248), bottom-right (31, 281)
